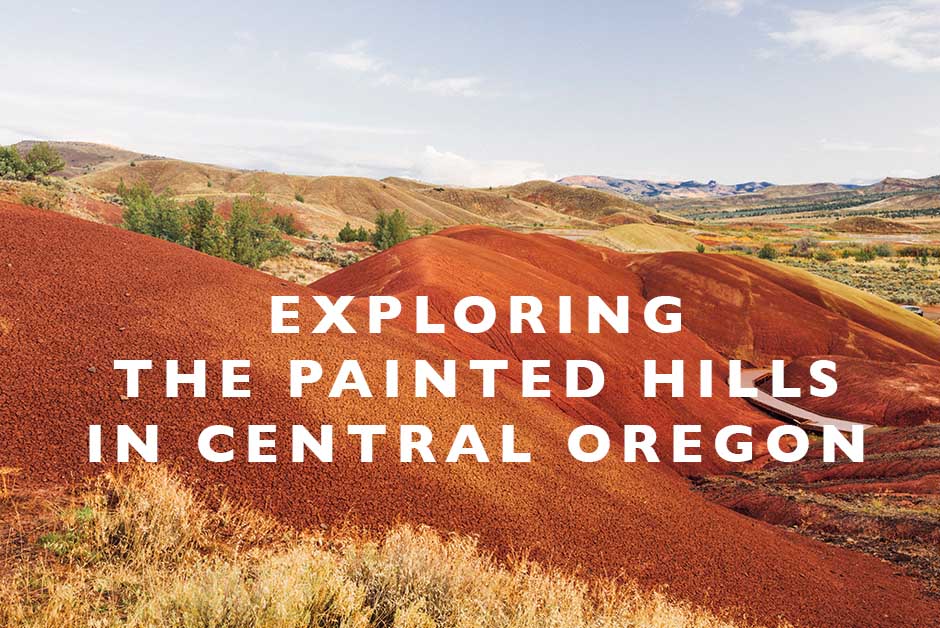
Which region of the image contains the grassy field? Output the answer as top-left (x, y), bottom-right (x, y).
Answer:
top-left (0, 466), bottom-right (781, 628)
top-left (684, 221), bottom-right (940, 307)
top-left (779, 257), bottom-right (940, 306)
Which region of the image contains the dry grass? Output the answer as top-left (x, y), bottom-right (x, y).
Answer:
top-left (0, 466), bottom-right (782, 628)
top-left (589, 224), bottom-right (702, 253)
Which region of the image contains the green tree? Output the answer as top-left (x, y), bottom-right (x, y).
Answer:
top-left (226, 198), bottom-right (292, 268)
top-left (186, 197), bottom-right (216, 252)
top-left (119, 181), bottom-right (186, 244)
top-left (24, 142), bottom-right (65, 176)
top-left (371, 209), bottom-right (409, 250)
top-left (117, 181), bottom-right (290, 269)
top-left (355, 226), bottom-right (370, 242)
top-left (337, 222), bottom-right (357, 242)
top-left (200, 214), bottom-right (231, 259)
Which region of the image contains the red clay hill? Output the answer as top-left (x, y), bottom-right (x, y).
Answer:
top-left (626, 252), bottom-right (940, 366)
top-left (314, 225), bottom-right (781, 475)
top-left (2, 203), bottom-right (939, 628)
top-left (760, 356), bottom-right (940, 427)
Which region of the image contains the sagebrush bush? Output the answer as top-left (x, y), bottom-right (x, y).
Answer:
top-left (0, 466), bottom-right (782, 628)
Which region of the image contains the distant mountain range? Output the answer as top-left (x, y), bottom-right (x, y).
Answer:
top-left (557, 175), bottom-right (864, 200)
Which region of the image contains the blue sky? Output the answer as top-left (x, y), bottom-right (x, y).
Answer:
top-left (1, 0), bottom-right (938, 185)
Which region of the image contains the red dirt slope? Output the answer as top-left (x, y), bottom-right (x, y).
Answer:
top-left (1, 204), bottom-right (938, 628)
top-left (315, 226), bottom-right (779, 475)
top-left (627, 253), bottom-right (940, 366)
top-left (697, 425), bottom-right (940, 594)
top-left (760, 356), bottom-right (940, 426)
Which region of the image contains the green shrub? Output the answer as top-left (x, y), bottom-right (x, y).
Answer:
top-left (304, 241), bottom-right (338, 264)
top-left (226, 198), bottom-right (293, 268)
top-left (0, 145), bottom-right (33, 180)
top-left (272, 212), bottom-right (303, 236)
top-left (294, 192), bottom-right (304, 203)
top-left (788, 236), bottom-right (819, 257)
top-left (696, 243), bottom-right (705, 254)
top-left (757, 244), bottom-right (777, 260)
top-left (814, 248), bottom-right (835, 263)
top-left (19, 190), bottom-right (62, 210)
top-left (875, 243), bottom-right (893, 258)
top-left (337, 222), bottom-right (357, 242)
top-left (417, 221), bottom-right (436, 236)
top-left (119, 180), bottom-right (187, 244)
top-left (372, 209), bottom-right (409, 250)
top-left (338, 222), bottom-right (371, 242)
top-left (339, 252), bottom-right (360, 267)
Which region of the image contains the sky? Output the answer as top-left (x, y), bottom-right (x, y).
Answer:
top-left (1, 0), bottom-right (938, 185)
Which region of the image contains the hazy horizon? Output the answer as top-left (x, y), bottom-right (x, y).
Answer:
top-left (2, 1), bottom-right (939, 186)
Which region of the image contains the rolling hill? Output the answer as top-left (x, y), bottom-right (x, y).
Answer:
top-left (493, 180), bottom-right (687, 225)
top-left (13, 140), bottom-right (155, 178)
top-left (72, 153), bottom-right (664, 232)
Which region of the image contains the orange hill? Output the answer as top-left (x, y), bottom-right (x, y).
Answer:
top-left (763, 356), bottom-right (940, 426)
top-left (2, 203), bottom-right (939, 628)
top-left (315, 225), bottom-right (780, 476)
top-left (626, 252), bottom-right (940, 366)
top-left (495, 179), bottom-right (683, 225)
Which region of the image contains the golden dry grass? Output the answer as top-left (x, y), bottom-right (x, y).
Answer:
top-left (0, 466), bottom-right (785, 628)
top-left (590, 224), bottom-right (702, 252)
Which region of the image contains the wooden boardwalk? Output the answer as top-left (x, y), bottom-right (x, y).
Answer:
top-left (739, 369), bottom-right (873, 434)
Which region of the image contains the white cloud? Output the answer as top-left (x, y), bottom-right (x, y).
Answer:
top-left (411, 76), bottom-right (483, 97)
top-left (699, 0), bottom-right (744, 17)
top-left (410, 146), bottom-right (549, 187)
top-left (378, 73), bottom-right (483, 97)
top-left (311, 40), bottom-right (484, 97)
top-left (312, 39), bottom-right (384, 73)
top-left (771, 2), bottom-right (940, 71)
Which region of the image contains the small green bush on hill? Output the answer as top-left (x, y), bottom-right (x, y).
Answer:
top-left (338, 222), bottom-right (371, 242)
top-left (272, 212), bottom-right (303, 237)
top-left (757, 244), bottom-right (777, 260)
top-left (0, 142), bottom-right (65, 181)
